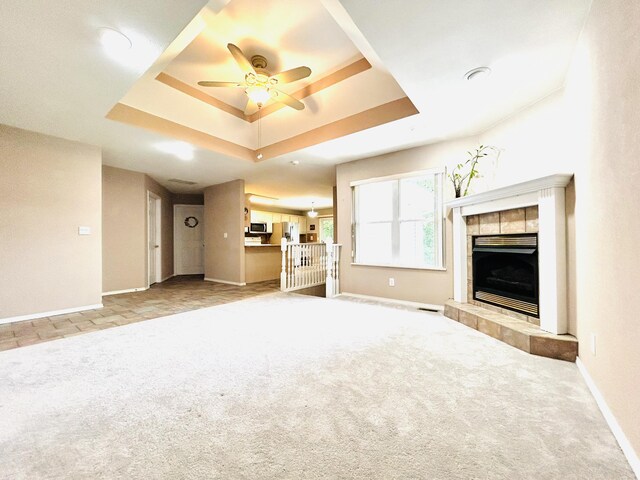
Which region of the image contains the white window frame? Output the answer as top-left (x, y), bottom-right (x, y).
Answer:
top-left (319, 216), bottom-right (334, 242)
top-left (350, 167), bottom-right (446, 271)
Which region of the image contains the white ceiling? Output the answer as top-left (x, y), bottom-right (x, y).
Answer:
top-left (165, 0), bottom-right (362, 110)
top-left (0, 0), bottom-right (591, 210)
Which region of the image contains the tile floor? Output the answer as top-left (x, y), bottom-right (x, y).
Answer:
top-left (0, 276), bottom-right (280, 352)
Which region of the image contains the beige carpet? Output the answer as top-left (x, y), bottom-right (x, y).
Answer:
top-left (0, 293), bottom-right (634, 479)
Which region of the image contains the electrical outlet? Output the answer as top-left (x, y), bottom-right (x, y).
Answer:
top-left (388, 277), bottom-right (395, 287)
top-left (591, 333), bottom-right (596, 356)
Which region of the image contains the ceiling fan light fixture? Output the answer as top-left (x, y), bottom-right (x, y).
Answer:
top-left (246, 85), bottom-right (270, 105)
top-left (198, 43), bottom-right (311, 115)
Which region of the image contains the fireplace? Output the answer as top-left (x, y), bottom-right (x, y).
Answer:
top-left (472, 234), bottom-right (539, 317)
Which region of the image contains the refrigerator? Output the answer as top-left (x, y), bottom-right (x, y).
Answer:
top-left (270, 222), bottom-right (300, 243)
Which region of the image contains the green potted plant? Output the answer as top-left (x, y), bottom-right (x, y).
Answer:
top-left (449, 145), bottom-right (499, 198)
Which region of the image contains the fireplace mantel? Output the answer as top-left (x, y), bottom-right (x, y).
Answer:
top-left (447, 174), bottom-right (573, 334)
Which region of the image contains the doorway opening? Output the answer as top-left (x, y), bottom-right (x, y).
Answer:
top-left (174, 204), bottom-right (205, 275)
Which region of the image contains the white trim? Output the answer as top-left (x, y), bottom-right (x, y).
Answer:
top-left (576, 357), bottom-right (640, 478)
top-left (459, 191), bottom-right (539, 217)
top-left (446, 174), bottom-right (573, 210)
top-left (0, 303), bottom-right (103, 326)
top-left (350, 262), bottom-right (446, 271)
top-left (204, 277), bottom-right (247, 286)
top-left (340, 292), bottom-right (444, 312)
top-left (449, 174), bottom-right (572, 335)
top-left (349, 166), bottom-right (445, 187)
top-left (452, 206), bottom-right (468, 303)
top-left (102, 287), bottom-right (148, 296)
top-left (147, 191), bottom-right (162, 288)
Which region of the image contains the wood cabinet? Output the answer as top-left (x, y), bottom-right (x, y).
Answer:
top-left (248, 210), bottom-right (309, 235)
top-left (250, 210), bottom-right (272, 232)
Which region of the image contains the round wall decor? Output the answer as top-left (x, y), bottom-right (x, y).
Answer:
top-left (184, 216), bottom-right (199, 228)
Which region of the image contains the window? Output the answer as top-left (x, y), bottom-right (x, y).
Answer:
top-left (352, 169), bottom-right (444, 269)
top-left (319, 217), bottom-right (334, 242)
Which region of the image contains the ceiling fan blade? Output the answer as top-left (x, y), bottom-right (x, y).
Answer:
top-left (271, 66), bottom-right (311, 84)
top-left (244, 98), bottom-right (261, 116)
top-left (272, 89), bottom-right (305, 110)
top-left (227, 43), bottom-right (255, 75)
top-left (197, 81), bottom-right (242, 87)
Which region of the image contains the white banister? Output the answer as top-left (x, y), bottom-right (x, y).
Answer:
top-left (280, 237), bottom-right (287, 292)
top-left (279, 240), bottom-right (342, 295)
top-left (325, 238), bottom-right (335, 298)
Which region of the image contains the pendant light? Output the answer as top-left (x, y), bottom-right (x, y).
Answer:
top-left (308, 202), bottom-right (318, 218)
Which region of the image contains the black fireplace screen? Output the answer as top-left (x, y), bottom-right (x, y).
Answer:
top-left (472, 234), bottom-right (539, 317)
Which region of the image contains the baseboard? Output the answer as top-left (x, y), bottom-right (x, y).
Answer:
top-left (204, 277), bottom-right (247, 286)
top-left (0, 303), bottom-right (104, 326)
top-left (340, 292), bottom-right (444, 312)
top-left (576, 357), bottom-right (640, 478)
top-left (102, 287), bottom-right (148, 296)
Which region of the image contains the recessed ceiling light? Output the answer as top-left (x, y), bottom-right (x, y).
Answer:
top-left (97, 27), bottom-right (158, 72)
top-left (98, 27), bottom-right (132, 55)
top-left (155, 141), bottom-right (194, 161)
top-left (256, 152), bottom-right (263, 160)
top-left (290, 160), bottom-right (300, 166)
top-left (464, 66), bottom-right (491, 81)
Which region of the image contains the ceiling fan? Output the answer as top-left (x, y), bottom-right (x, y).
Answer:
top-left (198, 43), bottom-right (312, 116)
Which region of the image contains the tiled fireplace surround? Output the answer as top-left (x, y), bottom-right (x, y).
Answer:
top-left (444, 174), bottom-right (578, 361)
top-left (465, 206), bottom-right (541, 325)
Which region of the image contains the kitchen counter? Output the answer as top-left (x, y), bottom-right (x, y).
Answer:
top-left (245, 244), bottom-right (282, 283)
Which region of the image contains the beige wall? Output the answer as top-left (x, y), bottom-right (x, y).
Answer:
top-left (477, 90), bottom-right (569, 191)
top-left (563, 0), bottom-right (640, 458)
top-left (102, 166), bottom-right (146, 292)
top-left (0, 125), bottom-right (102, 319)
top-left (102, 166), bottom-right (174, 293)
top-left (336, 137), bottom-right (478, 305)
top-left (145, 175), bottom-right (174, 282)
top-left (204, 179), bottom-right (245, 284)
top-left (336, 0), bottom-right (640, 461)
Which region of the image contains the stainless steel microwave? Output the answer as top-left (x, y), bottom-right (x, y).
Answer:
top-left (249, 222), bottom-right (268, 233)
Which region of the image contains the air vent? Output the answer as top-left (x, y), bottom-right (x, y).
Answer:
top-left (475, 235), bottom-right (537, 247)
top-left (168, 178), bottom-right (197, 185)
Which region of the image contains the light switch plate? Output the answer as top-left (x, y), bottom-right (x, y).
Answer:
top-left (78, 226), bottom-right (91, 235)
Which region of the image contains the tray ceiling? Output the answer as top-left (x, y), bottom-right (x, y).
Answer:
top-left (109, 0), bottom-right (418, 162)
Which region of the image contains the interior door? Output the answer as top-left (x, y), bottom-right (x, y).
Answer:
top-left (175, 205), bottom-right (204, 275)
top-left (148, 196), bottom-right (157, 285)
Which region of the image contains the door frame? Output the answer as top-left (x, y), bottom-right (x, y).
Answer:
top-left (173, 204), bottom-right (205, 275)
top-left (147, 191), bottom-right (162, 287)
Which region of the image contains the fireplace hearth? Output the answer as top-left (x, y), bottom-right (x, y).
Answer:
top-left (472, 234), bottom-right (539, 317)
